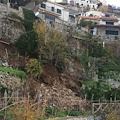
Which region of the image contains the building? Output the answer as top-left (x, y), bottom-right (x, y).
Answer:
top-left (85, 10), bottom-right (105, 17)
top-left (96, 16), bottom-right (120, 42)
top-left (48, 0), bottom-right (99, 9)
top-left (78, 13), bottom-right (120, 42)
top-left (37, 1), bottom-right (69, 23)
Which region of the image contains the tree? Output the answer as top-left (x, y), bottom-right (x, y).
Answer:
top-left (16, 30), bottom-right (38, 55)
top-left (33, 22), bottom-right (67, 68)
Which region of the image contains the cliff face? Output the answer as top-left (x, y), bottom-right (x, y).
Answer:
top-left (0, 4), bottom-right (25, 43)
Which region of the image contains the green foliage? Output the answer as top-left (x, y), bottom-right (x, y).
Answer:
top-left (0, 67), bottom-right (26, 79)
top-left (88, 43), bottom-right (107, 57)
top-left (78, 19), bottom-right (95, 29)
top-left (45, 108), bottom-right (67, 118)
top-left (23, 8), bottom-right (35, 21)
top-left (96, 58), bottom-right (120, 79)
top-left (69, 110), bottom-right (80, 116)
top-left (16, 30), bottom-right (38, 55)
top-left (77, 55), bottom-right (90, 70)
top-left (25, 58), bottom-right (42, 79)
top-left (34, 23), bottom-right (67, 70)
top-left (22, 8), bottom-right (36, 31)
top-left (82, 81), bottom-right (120, 100)
top-left (79, 19), bottom-right (87, 27)
top-left (23, 19), bottom-right (34, 31)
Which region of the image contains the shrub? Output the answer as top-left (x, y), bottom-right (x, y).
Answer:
top-left (25, 59), bottom-right (42, 79)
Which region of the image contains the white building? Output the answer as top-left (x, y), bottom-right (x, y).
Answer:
top-left (38, 1), bottom-right (69, 22)
top-left (101, 0), bottom-right (107, 6)
top-left (85, 10), bottom-right (105, 17)
top-left (48, 0), bottom-right (98, 9)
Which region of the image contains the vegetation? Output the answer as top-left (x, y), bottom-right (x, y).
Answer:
top-left (6, 99), bottom-right (44, 120)
top-left (0, 67), bottom-right (26, 79)
top-left (16, 30), bottom-right (38, 55)
top-left (82, 81), bottom-right (120, 100)
top-left (25, 58), bottom-right (42, 79)
top-left (22, 8), bottom-right (36, 31)
top-left (78, 19), bottom-right (95, 30)
top-left (105, 111), bottom-right (120, 120)
top-left (33, 22), bottom-right (67, 70)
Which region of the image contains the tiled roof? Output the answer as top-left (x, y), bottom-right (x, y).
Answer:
top-left (101, 16), bottom-right (118, 22)
top-left (79, 16), bottom-right (99, 20)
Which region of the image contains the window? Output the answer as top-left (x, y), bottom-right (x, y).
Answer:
top-left (105, 14), bottom-right (110, 17)
top-left (41, 3), bottom-right (46, 8)
top-left (106, 22), bottom-right (114, 25)
top-left (51, 7), bottom-right (54, 12)
top-left (81, 4), bottom-right (83, 6)
top-left (95, 22), bottom-right (97, 25)
top-left (45, 14), bottom-right (55, 21)
top-left (70, 1), bottom-right (74, 5)
top-left (57, 9), bottom-right (61, 14)
top-left (106, 30), bottom-right (118, 35)
top-left (93, 5), bottom-right (94, 8)
top-left (87, 1), bottom-right (88, 3)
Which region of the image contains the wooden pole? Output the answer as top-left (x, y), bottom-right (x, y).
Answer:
top-left (4, 90), bottom-right (7, 119)
top-left (92, 103), bottom-right (94, 114)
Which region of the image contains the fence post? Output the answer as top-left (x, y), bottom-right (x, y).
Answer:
top-left (16, 90), bottom-right (19, 102)
top-left (4, 90), bottom-right (7, 119)
top-left (92, 103), bottom-right (94, 114)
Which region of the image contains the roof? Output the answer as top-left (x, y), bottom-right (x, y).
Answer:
top-left (79, 16), bottom-right (100, 20)
top-left (101, 16), bottom-right (118, 22)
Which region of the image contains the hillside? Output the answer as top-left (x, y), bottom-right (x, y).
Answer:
top-left (0, 4), bottom-right (120, 120)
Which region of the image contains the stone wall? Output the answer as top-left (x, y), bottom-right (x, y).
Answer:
top-left (97, 26), bottom-right (120, 43)
top-left (0, 3), bottom-right (25, 43)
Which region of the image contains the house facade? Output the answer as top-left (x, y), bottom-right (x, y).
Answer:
top-left (78, 14), bottom-right (120, 42)
top-left (48, 0), bottom-right (98, 9)
top-left (38, 1), bottom-right (69, 23)
top-left (96, 16), bottom-right (120, 42)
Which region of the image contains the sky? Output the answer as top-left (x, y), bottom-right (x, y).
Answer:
top-left (100, 0), bottom-right (120, 7)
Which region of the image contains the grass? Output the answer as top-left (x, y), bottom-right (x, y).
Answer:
top-left (45, 108), bottom-right (92, 119)
top-left (0, 67), bottom-right (26, 79)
